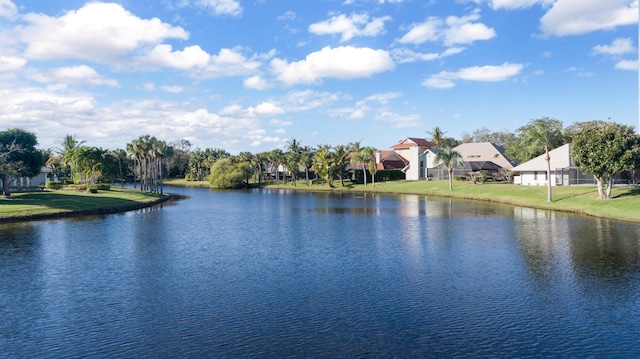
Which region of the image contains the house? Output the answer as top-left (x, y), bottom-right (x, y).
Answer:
top-left (9, 167), bottom-right (53, 189)
top-left (377, 137), bottom-right (432, 179)
top-left (512, 143), bottom-right (595, 186)
top-left (404, 148), bottom-right (440, 180)
top-left (389, 137), bottom-right (432, 163)
top-left (413, 142), bottom-right (513, 181)
top-left (374, 150), bottom-right (408, 170)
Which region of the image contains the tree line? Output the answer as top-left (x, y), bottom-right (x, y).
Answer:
top-left (1, 116), bottom-right (639, 199)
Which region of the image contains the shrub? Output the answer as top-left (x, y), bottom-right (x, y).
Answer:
top-left (45, 181), bottom-right (63, 190)
top-left (88, 187), bottom-right (98, 193)
top-left (185, 173), bottom-right (196, 181)
top-left (95, 184), bottom-right (111, 191)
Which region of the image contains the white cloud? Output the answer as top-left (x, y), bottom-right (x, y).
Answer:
top-left (592, 38), bottom-right (636, 56)
top-left (540, 0), bottom-right (638, 37)
top-left (20, 2), bottom-right (188, 62)
top-left (281, 90), bottom-right (342, 112)
top-left (195, 0), bottom-right (242, 16)
top-left (309, 13), bottom-right (391, 41)
top-left (398, 12), bottom-right (495, 46)
top-left (0, 0), bottom-right (17, 19)
top-left (50, 65), bottom-right (120, 87)
top-left (615, 60), bottom-right (638, 71)
top-left (423, 62), bottom-right (524, 88)
top-left (142, 44), bottom-right (211, 70)
top-left (485, 0), bottom-right (554, 10)
top-left (252, 102), bottom-right (285, 116)
top-left (443, 13), bottom-right (496, 46)
top-left (244, 75), bottom-right (269, 89)
top-left (0, 55), bottom-right (26, 72)
top-left (271, 46), bottom-right (395, 85)
top-left (375, 111), bottom-right (421, 128)
top-left (195, 48), bottom-right (268, 78)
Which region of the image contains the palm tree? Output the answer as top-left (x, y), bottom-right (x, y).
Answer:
top-left (332, 144), bottom-right (350, 186)
top-left (434, 144), bottom-right (464, 191)
top-left (523, 119), bottom-right (561, 202)
top-left (313, 148), bottom-right (334, 187)
top-left (286, 138), bottom-right (302, 186)
top-left (300, 146), bottom-right (314, 186)
top-left (427, 126), bottom-right (447, 149)
top-left (351, 147), bottom-right (375, 186)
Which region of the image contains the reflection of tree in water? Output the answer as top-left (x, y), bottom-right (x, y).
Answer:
top-left (568, 218), bottom-right (640, 279)
top-left (514, 208), bottom-right (572, 281)
top-left (0, 222), bottom-right (39, 253)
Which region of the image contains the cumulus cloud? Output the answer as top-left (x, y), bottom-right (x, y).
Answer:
top-left (194, 0), bottom-right (242, 16)
top-left (540, 0), bottom-right (638, 37)
top-left (592, 38), bottom-right (636, 56)
top-left (331, 92), bottom-right (402, 120)
top-left (309, 13), bottom-right (391, 41)
top-left (244, 75), bottom-right (269, 89)
top-left (271, 46), bottom-right (395, 85)
top-left (422, 62), bottom-right (524, 89)
top-left (615, 60), bottom-right (638, 71)
top-left (0, 55), bottom-right (26, 72)
top-left (0, 0), bottom-right (17, 19)
top-left (398, 11), bottom-right (495, 46)
top-left (20, 2), bottom-right (188, 62)
top-left (142, 44), bottom-right (211, 70)
top-left (50, 65), bottom-right (120, 87)
top-left (195, 48), bottom-right (271, 78)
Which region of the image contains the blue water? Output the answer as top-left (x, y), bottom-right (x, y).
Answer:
top-left (1, 187), bottom-right (639, 358)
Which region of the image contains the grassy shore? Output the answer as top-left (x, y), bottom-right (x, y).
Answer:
top-left (0, 186), bottom-right (169, 223)
top-left (162, 178), bottom-right (640, 223)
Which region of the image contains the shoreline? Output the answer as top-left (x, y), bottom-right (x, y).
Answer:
top-left (0, 189), bottom-right (171, 224)
top-left (256, 181), bottom-right (640, 224)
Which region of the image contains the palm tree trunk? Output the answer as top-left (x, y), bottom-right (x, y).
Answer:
top-left (545, 145), bottom-right (552, 202)
top-left (448, 167), bottom-right (453, 191)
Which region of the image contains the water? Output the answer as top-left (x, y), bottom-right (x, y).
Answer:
top-left (1, 187), bottom-right (639, 358)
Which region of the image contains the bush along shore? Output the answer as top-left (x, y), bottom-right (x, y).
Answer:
top-left (0, 186), bottom-right (170, 224)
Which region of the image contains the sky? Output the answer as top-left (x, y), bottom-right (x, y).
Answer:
top-left (0, 0), bottom-right (637, 154)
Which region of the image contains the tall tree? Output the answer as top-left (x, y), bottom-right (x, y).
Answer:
top-left (571, 122), bottom-right (640, 199)
top-left (286, 138), bottom-right (302, 186)
top-left (351, 147), bottom-right (375, 186)
top-left (507, 117), bottom-right (566, 202)
top-left (0, 129), bottom-right (46, 196)
top-left (434, 144), bottom-right (464, 191)
top-left (300, 146), bottom-right (315, 186)
top-left (427, 126), bottom-right (447, 149)
top-left (313, 148), bottom-right (334, 187)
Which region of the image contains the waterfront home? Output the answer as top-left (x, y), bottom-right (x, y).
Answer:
top-left (407, 142), bottom-right (513, 181)
top-left (511, 143), bottom-right (595, 186)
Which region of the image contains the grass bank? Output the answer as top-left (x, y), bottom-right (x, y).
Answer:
top-left (0, 186), bottom-right (169, 223)
top-left (164, 178), bottom-right (210, 188)
top-left (261, 180), bottom-right (640, 224)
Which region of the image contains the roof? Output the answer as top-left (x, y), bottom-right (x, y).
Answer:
top-left (512, 143), bottom-right (572, 172)
top-left (375, 150), bottom-right (407, 170)
top-left (432, 161), bottom-right (503, 171)
top-left (391, 137), bottom-right (432, 149)
top-left (452, 142), bottom-right (514, 169)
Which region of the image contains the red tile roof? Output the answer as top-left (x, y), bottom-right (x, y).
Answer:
top-left (390, 137), bottom-right (432, 149)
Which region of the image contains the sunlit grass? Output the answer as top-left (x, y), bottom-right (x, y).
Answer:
top-left (0, 186), bottom-right (167, 221)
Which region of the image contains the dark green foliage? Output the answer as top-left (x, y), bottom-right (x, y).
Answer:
top-left (374, 170), bottom-right (405, 182)
top-left (0, 128), bottom-right (46, 196)
top-left (571, 121), bottom-right (640, 199)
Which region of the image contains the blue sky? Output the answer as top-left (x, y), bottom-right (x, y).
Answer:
top-left (0, 0), bottom-right (637, 154)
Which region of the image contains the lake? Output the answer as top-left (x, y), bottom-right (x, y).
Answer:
top-left (1, 187), bottom-right (639, 358)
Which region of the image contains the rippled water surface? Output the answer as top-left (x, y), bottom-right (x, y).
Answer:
top-left (1, 187), bottom-right (640, 358)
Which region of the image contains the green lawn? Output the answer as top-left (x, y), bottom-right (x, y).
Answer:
top-left (0, 186), bottom-right (167, 222)
top-left (262, 180), bottom-right (640, 224)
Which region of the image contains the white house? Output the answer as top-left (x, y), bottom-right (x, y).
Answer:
top-left (404, 147), bottom-right (440, 180)
top-left (512, 143), bottom-right (595, 186)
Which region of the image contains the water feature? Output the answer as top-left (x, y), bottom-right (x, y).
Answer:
top-left (1, 187), bottom-right (639, 357)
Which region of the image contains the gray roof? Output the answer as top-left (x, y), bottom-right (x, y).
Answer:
top-left (512, 143), bottom-right (572, 172)
top-left (452, 142), bottom-right (514, 169)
